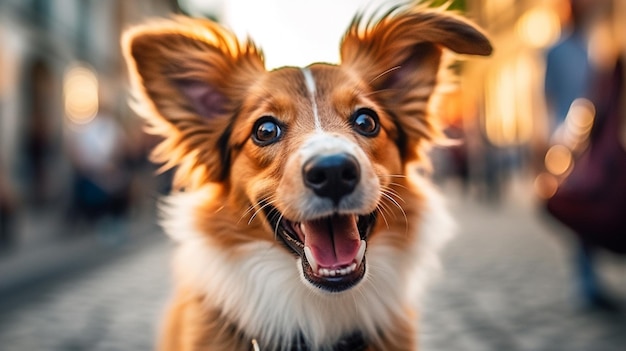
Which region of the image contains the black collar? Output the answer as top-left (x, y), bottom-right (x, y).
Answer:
top-left (253, 331), bottom-right (368, 351)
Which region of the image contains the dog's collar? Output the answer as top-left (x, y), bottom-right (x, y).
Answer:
top-left (252, 331), bottom-right (368, 351)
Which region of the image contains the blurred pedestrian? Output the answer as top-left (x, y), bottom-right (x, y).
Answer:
top-left (66, 109), bottom-right (132, 234)
top-left (0, 168), bottom-right (16, 250)
top-left (544, 0), bottom-right (625, 311)
top-left (544, 0), bottom-right (596, 133)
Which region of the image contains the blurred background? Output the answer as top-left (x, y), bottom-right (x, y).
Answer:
top-left (0, 0), bottom-right (625, 350)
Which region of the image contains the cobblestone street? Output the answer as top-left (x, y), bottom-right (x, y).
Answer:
top-left (0, 237), bottom-right (172, 351)
top-left (0, 187), bottom-right (624, 351)
top-left (421, 187), bottom-right (626, 351)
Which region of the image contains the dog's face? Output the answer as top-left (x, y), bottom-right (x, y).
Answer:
top-left (123, 9), bottom-right (491, 293)
top-left (230, 65), bottom-right (401, 291)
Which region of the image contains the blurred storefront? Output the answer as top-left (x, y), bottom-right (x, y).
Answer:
top-left (0, 0), bottom-right (175, 201)
top-left (0, 0), bottom-right (177, 248)
top-left (448, 0), bottom-right (625, 200)
top-left (452, 0), bottom-right (565, 199)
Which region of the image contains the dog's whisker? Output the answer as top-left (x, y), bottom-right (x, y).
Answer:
top-left (273, 212), bottom-right (284, 242)
top-left (247, 198), bottom-right (279, 226)
top-left (239, 205), bottom-right (258, 224)
top-left (381, 185), bottom-right (406, 204)
top-left (384, 193), bottom-right (406, 208)
top-left (362, 88), bottom-right (399, 99)
top-left (380, 200), bottom-right (400, 226)
top-left (375, 205), bottom-right (391, 229)
top-left (368, 66), bottom-right (402, 86)
top-left (376, 198), bottom-right (391, 215)
top-left (381, 191), bottom-right (407, 219)
top-left (381, 191), bottom-right (409, 233)
top-left (239, 196), bottom-right (274, 223)
top-left (239, 196), bottom-right (277, 226)
top-left (239, 202), bottom-right (264, 225)
top-left (387, 180), bottom-right (409, 191)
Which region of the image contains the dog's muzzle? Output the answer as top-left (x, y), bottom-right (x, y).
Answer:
top-left (263, 151), bottom-right (376, 292)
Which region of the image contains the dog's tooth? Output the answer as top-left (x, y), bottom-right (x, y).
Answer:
top-left (349, 263), bottom-right (357, 272)
top-left (355, 240), bottom-right (366, 267)
top-left (329, 270), bottom-right (336, 277)
top-left (304, 246), bottom-right (319, 273)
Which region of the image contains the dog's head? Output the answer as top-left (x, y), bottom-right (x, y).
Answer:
top-left (123, 7), bottom-right (491, 293)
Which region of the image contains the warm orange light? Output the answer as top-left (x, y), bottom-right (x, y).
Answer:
top-left (534, 172), bottom-right (559, 199)
top-left (484, 0), bottom-right (514, 21)
top-left (483, 56), bottom-right (535, 146)
top-left (568, 99), bottom-right (595, 130)
top-left (545, 144), bottom-right (572, 176)
top-left (64, 64), bottom-right (99, 125)
top-left (516, 7), bottom-right (561, 48)
top-left (433, 83), bottom-right (463, 127)
top-left (560, 98), bottom-right (595, 148)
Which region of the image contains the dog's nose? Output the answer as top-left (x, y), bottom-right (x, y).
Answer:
top-left (303, 153), bottom-right (360, 204)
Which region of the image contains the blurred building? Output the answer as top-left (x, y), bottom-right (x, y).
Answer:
top-left (0, 0), bottom-right (176, 204)
top-left (458, 0), bottom-right (625, 199)
top-left (449, 0), bottom-right (563, 198)
top-left (0, 0), bottom-right (179, 252)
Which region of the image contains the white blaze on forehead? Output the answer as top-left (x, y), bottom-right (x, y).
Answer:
top-left (300, 68), bottom-right (323, 131)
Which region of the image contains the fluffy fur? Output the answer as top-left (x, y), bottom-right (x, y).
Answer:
top-left (122, 4), bottom-right (491, 351)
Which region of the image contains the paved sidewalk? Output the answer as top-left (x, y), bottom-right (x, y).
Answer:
top-left (0, 237), bottom-right (171, 351)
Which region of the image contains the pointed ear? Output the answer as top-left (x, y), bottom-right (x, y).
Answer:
top-left (122, 17), bottom-right (265, 186)
top-left (340, 8), bottom-right (492, 161)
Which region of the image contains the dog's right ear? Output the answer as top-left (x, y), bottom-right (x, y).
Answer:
top-left (122, 17), bottom-right (266, 187)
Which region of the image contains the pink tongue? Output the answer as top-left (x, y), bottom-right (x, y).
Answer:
top-left (302, 215), bottom-right (360, 268)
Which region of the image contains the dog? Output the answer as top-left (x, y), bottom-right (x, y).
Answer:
top-left (122, 4), bottom-right (491, 350)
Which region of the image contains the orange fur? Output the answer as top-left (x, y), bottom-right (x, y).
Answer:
top-left (123, 5), bottom-right (490, 351)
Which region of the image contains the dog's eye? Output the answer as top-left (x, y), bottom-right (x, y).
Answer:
top-left (252, 117), bottom-right (282, 146)
top-left (351, 108), bottom-right (380, 137)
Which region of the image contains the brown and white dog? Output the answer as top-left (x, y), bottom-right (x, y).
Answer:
top-left (122, 4), bottom-right (491, 351)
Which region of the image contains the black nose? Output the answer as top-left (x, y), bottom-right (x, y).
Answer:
top-left (303, 153), bottom-right (361, 205)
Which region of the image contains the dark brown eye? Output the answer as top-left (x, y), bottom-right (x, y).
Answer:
top-left (351, 108), bottom-right (380, 137)
top-left (252, 117), bottom-right (283, 146)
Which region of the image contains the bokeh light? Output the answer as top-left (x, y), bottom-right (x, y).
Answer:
top-left (544, 144), bottom-right (573, 176)
top-left (516, 7), bottom-right (561, 48)
top-left (534, 172), bottom-right (559, 199)
top-left (63, 64), bottom-right (99, 125)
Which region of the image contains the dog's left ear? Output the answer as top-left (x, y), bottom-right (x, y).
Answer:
top-left (340, 9), bottom-right (492, 161)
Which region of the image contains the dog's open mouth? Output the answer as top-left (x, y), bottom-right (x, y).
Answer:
top-left (264, 206), bottom-right (376, 292)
